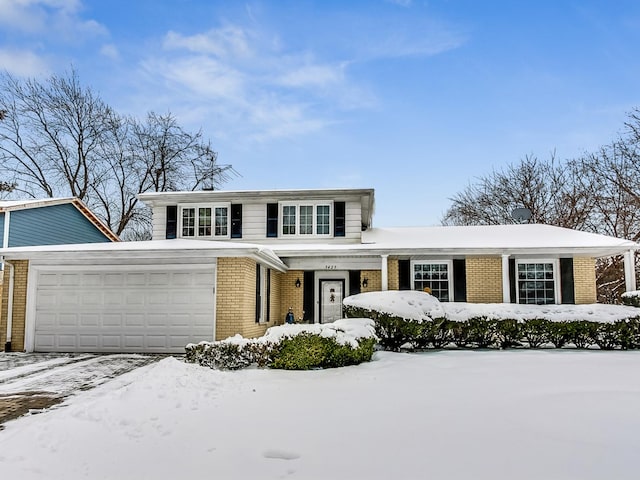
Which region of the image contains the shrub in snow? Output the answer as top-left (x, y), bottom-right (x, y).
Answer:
top-left (344, 291), bottom-right (447, 351)
top-left (495, 319), bottom-right (522, 349)
top-left (466, 317), bottom-right (496, 348)
top-left (622, 291), bottom-right (640, 307)
top-left (185, 319), bottom-right (377, 370)
top-left (545, 322), bottom-right (571, 348)
top-left (520, 319), bottom-right (550, 348)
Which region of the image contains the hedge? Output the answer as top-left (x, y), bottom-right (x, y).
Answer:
top-left (343, 304), bottom-right (640, 350)
top-left (185, 320), bottom-right (377, 370)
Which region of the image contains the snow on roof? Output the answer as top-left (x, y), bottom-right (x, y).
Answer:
top-left (0, 239), bottom-right (286, 271)
top-left (359, 224), bottom-right (637, 257)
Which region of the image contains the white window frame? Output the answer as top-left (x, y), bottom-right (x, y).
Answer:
top-left (179, 203), bottom-right (230, 239)
top-left (279, 202), bottom-right (333, 238)
top-left (515, 258), bottom-right (560, 305)
top-left (410, 259), bottom-right (453, 302)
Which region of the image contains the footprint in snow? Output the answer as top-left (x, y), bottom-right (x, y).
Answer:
top-left (262, 449), bottom-right (301, 461)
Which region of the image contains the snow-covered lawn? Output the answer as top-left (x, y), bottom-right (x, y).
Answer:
top-left (1, 350), bottom-right (640, 479)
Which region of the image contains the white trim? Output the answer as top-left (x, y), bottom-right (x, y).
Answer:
top-left (514, 258), bottom-right (560, 305)
top-left (5, 261), bottom-right (14, 346)
top-left (624, 250), bottom-right (636, 292)
top-left (279, 201), bottom-right (333, 238)
top-left (25, 263), bottom-right (38, 352)
top-left (381, 254), bottom-right (389, 291)
top-left (2, 210), bottom-right (9, 249)
top-left (178, 203), bottom-right (231, 239)
top-left (410, 259), bottom-right (454, 301)
top-left (212, 260), bottom-right (218, 341)
top-left (501, 254), bottom-right (511, 303)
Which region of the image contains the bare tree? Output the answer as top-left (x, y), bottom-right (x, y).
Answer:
top-left (0, 70), bottom-right (236, 239)
top-left (442, 154), bottom-right (590, 229)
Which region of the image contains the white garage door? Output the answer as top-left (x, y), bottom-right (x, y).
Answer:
top-left (33, 266), bottom-right (215, 353)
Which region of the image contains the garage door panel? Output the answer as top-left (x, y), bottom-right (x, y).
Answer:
top-left (35, 267), bottom-right (216, 353)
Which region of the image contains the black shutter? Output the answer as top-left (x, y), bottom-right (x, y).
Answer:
top-left (266, 203), bottom-right (278, 238)
top-left (398, 259), bottom-right (411, 290)
top-left (334, 201), bottom-right (346, 237)
top-left (349, 270), bottom-right (361, 296)
top-left (453, 259), bottom-right (467, 302)
top-left (303, 271), bottom-right (314, 322)
top-left (166, 205), bottom-right (177, 239)
top-left (560, 258), bottom-right (575, 304)
top-left (266, 269), bottom-right (271, 322)
top-left (509, 259), bottom-right (517, 303)
top-left (231, 204), bottom-right (242, 238)
top-left (255, 264), bottom-right (261, 323)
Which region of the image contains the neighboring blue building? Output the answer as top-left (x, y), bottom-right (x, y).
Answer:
top-left (0, 198), bottom-right (118, 248)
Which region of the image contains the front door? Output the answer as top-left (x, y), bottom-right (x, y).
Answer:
top-left (319, 279), bottom-right (344, 324)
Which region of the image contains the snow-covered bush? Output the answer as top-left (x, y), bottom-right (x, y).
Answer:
top-left (622, 291), bottom-right (640, 307)
top-left (343, 291), bottom-right (446, 351)
top-left (343, 290), bottom-right (640, 350)
top-left (185, 319), bottom-right (377, 370)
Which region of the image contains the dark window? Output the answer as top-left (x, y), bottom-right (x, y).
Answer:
top-left (166, 205), bottom-right (177, 239)
top-left (266, 203), bottom-right (278, 238)
top-left (231, 204), bottom-right (242, 238)
top-left (560, 258), bottom-right (575, 304)
top-left (334, 201), bottom-right (345, 237)
top-left (453, 259), bottom-right (467, 302)
top-left (517, 262), bottom-right (555, 305)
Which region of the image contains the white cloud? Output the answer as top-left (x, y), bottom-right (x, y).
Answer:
top-left (277, 63), bottom-right (345, 88)
top-left (0, 48), bottom-right (49, 76)
top-left (0, 0), bottom-right (107, 40)
top-left (100, 44), bottom-right (120, 60)
top-left (163, 26), bottom-right (252, 59)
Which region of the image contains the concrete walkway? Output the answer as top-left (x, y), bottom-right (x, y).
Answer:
top-left (0, 353), bottom-right (161, 429)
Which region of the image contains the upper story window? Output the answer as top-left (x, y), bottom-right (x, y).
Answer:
top-left (280, 202), bottom-right (332, 237)
top-left (180, 204), bottom-right (229, 238)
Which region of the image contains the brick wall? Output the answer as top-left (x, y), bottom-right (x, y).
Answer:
top-left (279, 270), bottom-right (304, 323)
top-left (360, 270), bottom-right (382, 293)
top-left (573, 257), bottom-right (597, 304)
top-left (465, 257), bottom-right (503, 303)
top-left (388, 258), bottom-right (399, 290)
top-left (0, 260), bottom-right (29, 351)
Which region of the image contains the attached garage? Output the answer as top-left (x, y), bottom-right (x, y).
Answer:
top-left (33, 266), bottom-right (215, 353)
top-left (0, 239), bottom-right (288, 353)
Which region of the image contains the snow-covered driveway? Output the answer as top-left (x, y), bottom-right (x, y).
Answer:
top-left (1, 350), bottom-right (640, 479)
top-left (0, 354), bottom-right (160, 429)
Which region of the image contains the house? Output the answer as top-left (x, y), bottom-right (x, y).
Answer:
top-left (0, 188), bottom-right (637, 353)
top-left (0, 197), bottom-right (118, 350)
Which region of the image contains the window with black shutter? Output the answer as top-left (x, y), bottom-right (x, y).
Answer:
top-left (231, 204), bottom-right (242, 238)
top-left (266, 203), bottom-right (278, 238)
top-left (165, 205), bottom-right (177, 239)
top-left (334, 201), bottom-right (345, 237)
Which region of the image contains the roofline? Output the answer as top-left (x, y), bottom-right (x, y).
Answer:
top-left (138, 187), bottom-right (375, 202)
top-left (0, 197), bottom-right (78, 212)
top-left (71, 199), bottom-right (120, 242)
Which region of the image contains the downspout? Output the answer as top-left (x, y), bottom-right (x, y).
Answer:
top-left (4, 260), bottom-right (14, 352)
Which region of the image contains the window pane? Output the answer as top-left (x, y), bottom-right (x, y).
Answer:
top-left (198, 207), bottom-right (212, 236)
top-left (518, 262), bottom-right (554, 304)
top-left (215, 207), bottom-right (228, 236)
top-left (413, 263), bottom-right (450, 302)
top-left (182, 208), bottom-right (195, 237)
top-left (283, 205), bottom-right (296, 235)
top-left (316, 205), bottom-right (330, 235)
top-left (300, 205), bottom-right (313, 235)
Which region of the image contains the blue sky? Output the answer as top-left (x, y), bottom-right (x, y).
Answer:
top-left (1, 1), bottom-right (639, 227)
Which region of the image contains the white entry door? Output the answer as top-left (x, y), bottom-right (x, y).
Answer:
top-left (32, 265), bottom-right (215, 353)
top-left (320, 279), bottom-right (344, 324)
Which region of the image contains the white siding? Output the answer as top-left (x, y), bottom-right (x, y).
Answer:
top-left (242, 202), bottom-right (267, 239)
top-left (152, 205), bottom-right (166, 240)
